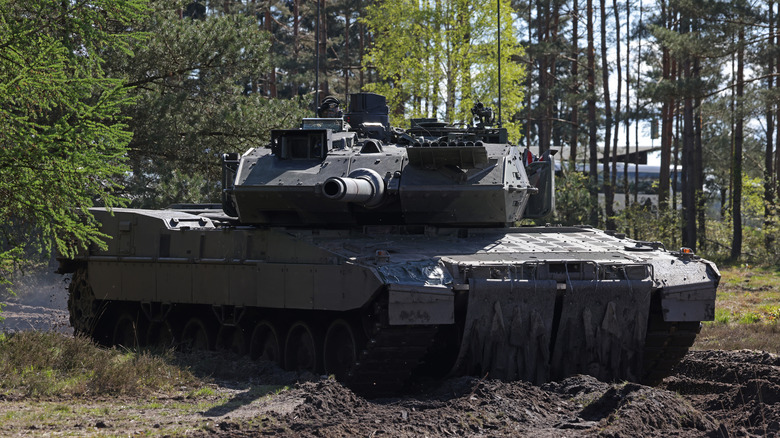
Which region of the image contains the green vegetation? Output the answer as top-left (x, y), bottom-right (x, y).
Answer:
top-left (694, 323), bottom-right (780, 353)
top-left (708, 266), bottom-right (780, 324)
top-left (693, 266), bottom-right (780, 352)
top-left (0, 0), bottom-right (147, 278)
top-left (0, 332), bottom-right (199, 398)
top-left (362, 0), bottom-right (525, 141)
top-left (0, 332), bottom-right (293, 435)
top-left (0, 1), bottom-right (310, 290)
top-left (109, 2), bottom-right (309, 209)
top-left (549, 170), bottom-right (590, 226)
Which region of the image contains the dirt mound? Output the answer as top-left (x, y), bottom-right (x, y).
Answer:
top-left (665, 350), bottom-right (780, 437)
top-left (208, 372), bottom-right (722, 437)
top-left (202, 350), bottom-right (780, 437)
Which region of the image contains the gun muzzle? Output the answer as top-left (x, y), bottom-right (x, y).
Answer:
top-left (322, 168), bottom-right (385, 208)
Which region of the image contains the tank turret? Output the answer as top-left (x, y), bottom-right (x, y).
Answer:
top-left (221, 93), bottom-right (554, 227)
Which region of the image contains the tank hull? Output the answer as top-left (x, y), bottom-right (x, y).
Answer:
top-left (61, 207), bottom-right (718, 392)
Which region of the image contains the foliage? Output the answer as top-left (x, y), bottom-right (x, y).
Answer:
top-left (362, 0), bottom-right (525, 141)
top-left (700, 175), bottom-right (780, 265)
top-left (552, 170), bottom-right (591, 225)
top-left (704, 218), bottom-right (780, 266)
top-left (102, 3), bottom-right (309, 208)
top-left (610, 201), bottom-right (682, 247)
top-left (0, 0), bottom-right (146, 278)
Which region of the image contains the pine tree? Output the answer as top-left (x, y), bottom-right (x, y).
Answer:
top-left (0, 0), bottom-right (146, 277)
top-left (362, 0), bottom-right (526, 139)
top-left (104, 3), bottom-right (308, 208)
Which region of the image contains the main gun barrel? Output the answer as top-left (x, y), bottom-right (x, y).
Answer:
top-left (321, 168), bottom-right (385, 208)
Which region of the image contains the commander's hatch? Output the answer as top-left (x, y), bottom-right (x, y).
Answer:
top-left (270, 129), bottom-right (331, 160)
top-left (301, 118), bottom-right (346, 132)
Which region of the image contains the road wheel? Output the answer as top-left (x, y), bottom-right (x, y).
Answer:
top-left (284, 321), bottom-right (320, 373)
top-left (249, 321), bottom-right (281, 365)
top-left (324, 319), bottom-right (359, 381)
top-left (112, 312), bottom-right (144, 348)
top-left (216, 326), bottom-right (247, 356)
top-left (146, 321), bottom-right (176, 350)
top-left (181, 317), bottom-right (213, 352)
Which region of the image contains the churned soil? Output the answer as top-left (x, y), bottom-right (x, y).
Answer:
top-left (181, 348), bottom-right (777, 438)
top-left (664, 350), bottom-right (780, 437)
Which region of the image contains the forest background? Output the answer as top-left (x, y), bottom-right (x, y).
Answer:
top-left (1, 0), bottom-right (779, 294)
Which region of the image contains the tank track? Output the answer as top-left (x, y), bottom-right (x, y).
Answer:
top-left (347, 310), bottom-right (700, 393)
top-left (347, 324), bottom-right (439, 395)
top-left (66, 267), bottom-right (699, 391)
top-left (641, 309), bottom-right (701, 385)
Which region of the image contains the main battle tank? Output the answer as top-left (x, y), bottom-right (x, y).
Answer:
top-left (58, 93), bottom-right (718, 393)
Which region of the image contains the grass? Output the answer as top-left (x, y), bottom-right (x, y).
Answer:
top-left (708, 265), bottom-right (780, 324)
top-left (0, 331), bottom-right (293, 436)
top-left (693, 265), bottom-right (780, 352)
top-left (0, 331), bottom-right (201, 398)
top-left (694, 322), bottom-right (780, 353)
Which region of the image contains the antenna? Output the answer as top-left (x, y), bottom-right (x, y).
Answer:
top-left (497, 0), bottom-right (502, 126)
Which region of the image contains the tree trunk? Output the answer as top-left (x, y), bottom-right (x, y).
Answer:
top-left (600, 0), bottom-right (614, 229)
top-left (548, 0), bottom-right (560, 151)
top-left (682, 55), bottom-right (696, 250)
top-left (612, 0), bottom-right (622, 224)
top-left (634, 0), bottom-right (644, 210)
top-left (293, 0), bottom-right (300, 94)
top-left (526, 3), bottom-right (533, 148)
top-left (587, 0), bottom-right (599, 226)
top-left (776, 3), bottom-right (780, 214)
top-left (673, 97), bottom-right (680, 216)
top-left (345, 11), bottom-right (350, 101)
top-left (318, 0), bottom-right (329, 100)
top-left (265, 9), bottom-right (277, 98)
top-left (536, 0), bottom-right (548, 150)
top-left (695, 81), bottom-right (705, 249)
top-left (623, 0), bottom-right (631, 209)
top-left (765, 1), bottom-right (776, 229)
top-left (358, 0), bottom-right (364, 90)
top-left (730, 27), bottom-right (744, 260)
top-left (658, 0), bottom-right (672, 210)
top-left (569, 0), bottom-right (579, 167)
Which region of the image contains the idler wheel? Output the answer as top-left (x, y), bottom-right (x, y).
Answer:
top-left (323, 319), bottom-right (359, 381)
top-left (146, 321), bottom-right (176, 349)
top-left (249, 321), bottom-right (281, 364)
top-left (216, 326), bottom-right (247, 356)
top-left (284, 321), bottom-right (320, 373)
top-left (180, 317), bottom-right (214, 352)
top-left (112, 312), bottom-right (145, 348)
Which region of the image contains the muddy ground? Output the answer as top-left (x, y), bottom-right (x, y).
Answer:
top-left (1, 279), bottom-right (778, 437)
top-left (196, 349), bottom-right (773, 437)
